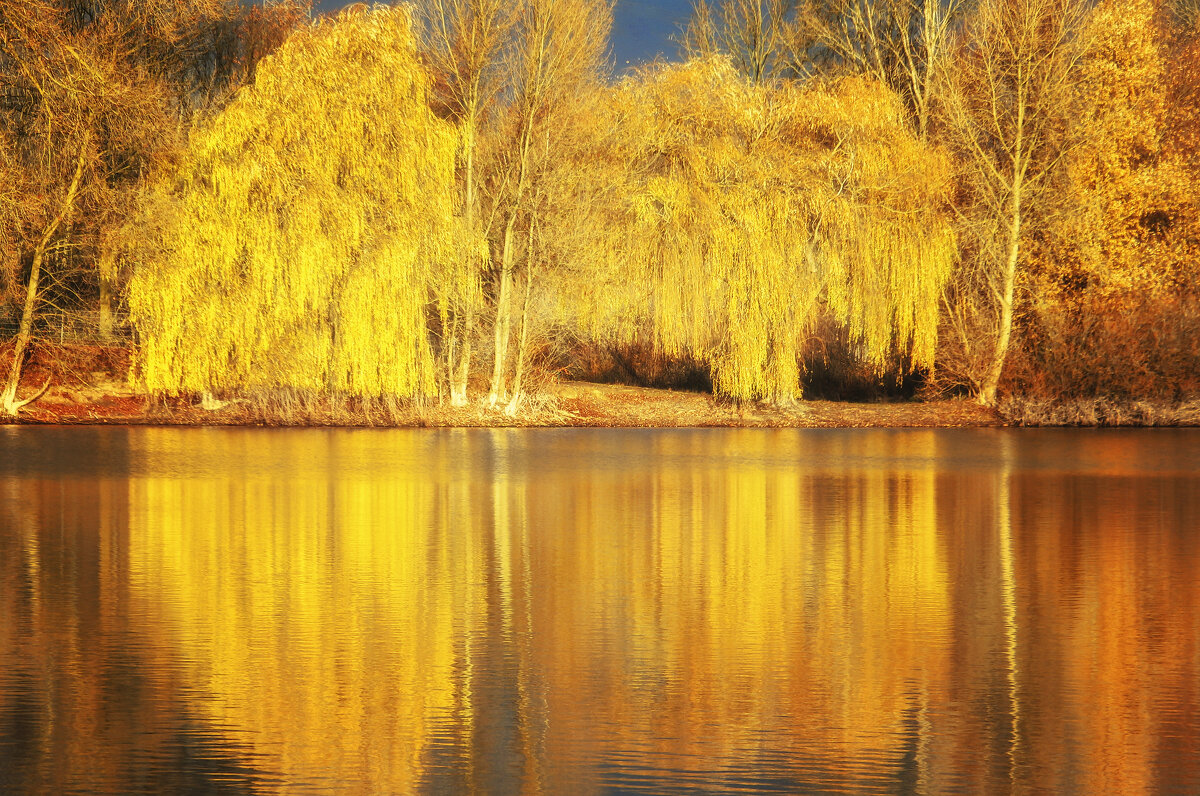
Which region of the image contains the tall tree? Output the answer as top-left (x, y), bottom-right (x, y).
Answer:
top-left (562, 58), bottom-right (956, 403)
top-left (127, 6), bottom-right (458, 401)
top-left (0, 0), bottom-right (306, 415)
top-left (413, 0), bottom-right (515, 405)
top-left (0, 0), bottom-right (121, 414)
top-left (485, 0), bottom-right (611, 410)
top-left (938, 0), bottom-right (1089, 405)
top-left (1019, 0), bottom-right (1200, 396)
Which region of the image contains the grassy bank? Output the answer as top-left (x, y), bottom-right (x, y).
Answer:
top-left (14, 377), bottom-right (1000, 429)
top-left (996, 396), bottom-right (1200, 427)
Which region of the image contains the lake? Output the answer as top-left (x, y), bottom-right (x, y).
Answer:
top-left (2, 426), bottom-right (1198, 793)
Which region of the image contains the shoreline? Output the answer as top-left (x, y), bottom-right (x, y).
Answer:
top-left (5, 380), bottom-right (1005, 429)
top-left (4, 359), bottom-right (1196, 428)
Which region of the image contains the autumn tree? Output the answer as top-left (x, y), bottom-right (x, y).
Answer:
top-left (127, 6), bottom-right (458, 402)
top-left (938, 0), bottom-right (1089, 405)
top-left (682, 0), bottom-right (964, 137)
top-left (413, 0), bottom-right (515, 405)
top-left (796, 0), bottom-right (967, 137)
top-left (167, 0), bottom-right (310, 116)
top-left (561, 58), bottom-right (955, 403)
top-left (485, 0), bottom-right (612, 412)
top-left (0, 0), bottom-right (121, 414)
top-left (1017, 0), bottom-right (1200, 397)
top-left (0, 0), bottom-right (305, 416)
top-left (90, 1), bottom-right (310, 341)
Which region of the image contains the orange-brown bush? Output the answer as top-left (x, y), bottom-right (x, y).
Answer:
top-left (1011, 0), bottom-right (1200, 401)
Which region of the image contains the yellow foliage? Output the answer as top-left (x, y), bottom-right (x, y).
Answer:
top-left (1034, 0), bottom-right (1196, 301)
top-left (127, 6), bottom-right (458, 399)
top-left (566, 58), bottom-right (955, 402)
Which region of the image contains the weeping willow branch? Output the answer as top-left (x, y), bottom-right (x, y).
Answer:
top-left (127, 6), bottom-right (459, 401)
top-left (564, 59), bottom-right (955, 403)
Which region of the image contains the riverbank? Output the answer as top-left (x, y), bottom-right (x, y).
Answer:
top-left (6, 344), bottom-right (1198, 428)
top-left (11, 375), bottom-right (1000, 428)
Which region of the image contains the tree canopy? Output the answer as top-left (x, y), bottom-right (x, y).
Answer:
top-left (128, 5), bottom-right (458, 399)
top-left (563, 58), bottom-right (955, 402)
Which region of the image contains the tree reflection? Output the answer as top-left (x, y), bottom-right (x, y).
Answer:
top-left (2, 428), bottom-right (1198, 793)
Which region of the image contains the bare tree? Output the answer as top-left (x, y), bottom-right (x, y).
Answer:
top-left (801, 0), bottom-right (967, 136)
top-left (486, 0), bottom-right (611, 411)
top-left (0, 0), bottom-right (114, 414)
top-left (0, 0), bottom-right (306, 416)
top-left (678, 0), bottom-right (797, 85)
top-left (414, 0), bottom-right (515, 405)
top-left (938, 0), bottom-right (1089, 405)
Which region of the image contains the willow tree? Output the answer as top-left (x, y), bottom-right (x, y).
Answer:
top-left (128, 6), bottom-right (457, 401)
top-left (563, 58), bottom-right (955, 403)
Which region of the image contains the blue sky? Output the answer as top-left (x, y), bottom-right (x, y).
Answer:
top-left (313, 0), bottom-right (694, 69)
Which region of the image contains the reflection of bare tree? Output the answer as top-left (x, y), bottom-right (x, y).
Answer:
top-left (996, 432), bottom-right (1021, 783)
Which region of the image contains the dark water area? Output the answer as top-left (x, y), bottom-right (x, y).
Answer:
top-left (1, 426), bottom-right (1198, 794)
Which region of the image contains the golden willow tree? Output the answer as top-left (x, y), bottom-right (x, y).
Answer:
top-left (128, 6), bottom-right (457, 401)
top-left (560, 58), bottom-right (955, 403)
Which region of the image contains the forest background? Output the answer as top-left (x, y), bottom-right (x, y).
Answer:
top-left (1, 0), bottom-right (1198, 423)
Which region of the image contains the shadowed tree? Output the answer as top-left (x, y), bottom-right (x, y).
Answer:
top-left (0, 0), bottom-right (307, 416)
top-left (0, 0), bottom-right (120, 414)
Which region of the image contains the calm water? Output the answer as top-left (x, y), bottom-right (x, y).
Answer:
top-left (1, 427), bottom-right (1198, 794)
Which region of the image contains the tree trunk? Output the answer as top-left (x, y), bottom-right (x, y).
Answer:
top-left (487, 84), bottom-right (537, 409)
top-left (979, 189), bottom-right (1022, 406)
top-left (488, 215), bottom-right (518, 407)
top-left (98, 244), bottom-right (115, 342)
top-left (450, 120), bottom-right (478, 408)
top-left (2, 135), bottom-right (88, 416)
top-left (504, 226), bottom-right (537, 416)
top-left (451, 327), bottom-right (472, 406)
top-left (445, 310), bottom-right (459, 402)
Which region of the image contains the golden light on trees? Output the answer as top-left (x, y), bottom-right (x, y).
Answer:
top-left (1017, 0), bottom-right (1200, 397)
top-left (128, 5), bottom-right (457, 401)
top-left (565, 58), bottom-right (955, 403)
top-left (414, 0), bottom-right (516, 406)
top-left (484, 0), bottom-right (612, 412)
top-left (938, 0), bottom-right (1089, 405)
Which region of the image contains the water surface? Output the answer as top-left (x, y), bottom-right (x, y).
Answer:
top-left (2, 427), bottom-right (1198, 793)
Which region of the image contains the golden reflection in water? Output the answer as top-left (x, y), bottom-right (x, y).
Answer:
top-left (4, 428), bottom-right (1198, 793)
top-left (1009, 456), bottom-right (1200, 796)
top-left (0, 474), bottom-right (203, 793)
top-left (121, 430), bottom-right (960, 792)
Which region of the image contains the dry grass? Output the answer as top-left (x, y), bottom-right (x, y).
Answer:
top-left (997, 395), bottom-right (1200, 426)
